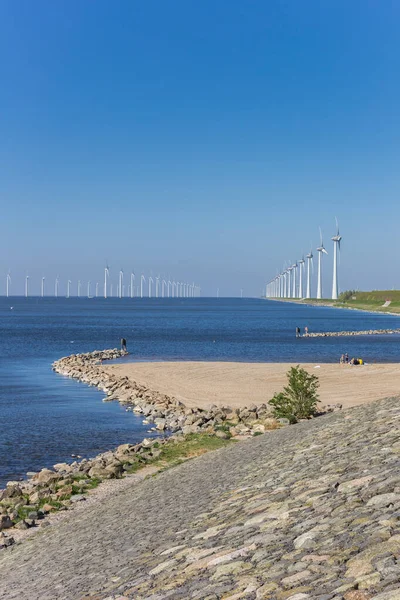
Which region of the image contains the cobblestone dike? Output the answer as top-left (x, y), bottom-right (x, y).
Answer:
top-left (1, 397), bottom-right (400, 600)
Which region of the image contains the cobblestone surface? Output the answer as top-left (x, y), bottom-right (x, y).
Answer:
top-left (1, 397), bottom-right (400, 599)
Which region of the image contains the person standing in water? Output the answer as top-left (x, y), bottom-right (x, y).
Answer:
top-left (295, 327), bottom-right (301, 338)
top-left (121, 338), bottom-right (127, 352)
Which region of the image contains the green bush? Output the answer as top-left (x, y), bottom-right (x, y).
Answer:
top-left (268, 365), bottom-right (320, 424)
top-left (338, 290), bottom-right (357, 302)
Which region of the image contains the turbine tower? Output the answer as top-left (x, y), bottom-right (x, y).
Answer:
top-left (292, 262), bottom-right (297, 298)
top-left (119, 269), bottom-right (124, 299)
top-left (332, 218), bottom-right (342, 300)
top-left (67, 280), bottom-right (71, 299)
top-left (316, 229), bottom-right (328, 300)
top-left (87, 281), bottom-right (91, 298)
top-left (156, 276), bottom-right (160, 298)
top-left (140, 274), bottom-right (145, 298)
top-left (104, 265), bottom-right (109, 299)
top-left (6, 272), bottom-right (11, 297)
top-left (55, 275), bottom-right (59, 298)
top-left (25, 275), bottom-right (29, 298)
top-left (77, 280), bottom-right (81, 298)
top-left (306, 249), bottom-right (313, 299)
top-left (298, 257), bottom-right (305, 298)
top-left (162, 279), bottom-right (167, 298)
top-left (41, 277), bottom-right (45, 298)
top-left (148, 276), bottom-right (153, 298)
top-left (95, 282), bottom-right (99, 297)
top-left (130, 272), bottom-right (135, 298)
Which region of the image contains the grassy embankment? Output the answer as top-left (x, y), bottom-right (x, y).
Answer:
top-left (279, 291), bottom-right (400, 315)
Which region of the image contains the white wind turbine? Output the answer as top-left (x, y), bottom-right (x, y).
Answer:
top-left (67, 280), bottom-right (72, 298)
top-left (298, 257), bottom-right (305, 299)
top-left (130, 272), bottom-right (135, 298)
top-left (41, 277), bottom-right (45, 298)
top-left (95, 282), bottom-right (99, 297)
top-left (306, 249), bottom-right (313, 299)
top-left (104, 265), bottom-right (109, 299)
top-left (140, 274), bottom-right (145, 298)
top-left (77, 280), bottom-right (81, 298)
top-left (25, 275), bottom-right (29, 298)
top-left (332, 218), bottom-right (342, 300)
top-left (87, 281), bottom-right (91, 298)
top-left (119, 269), bottom-right (124, 299)
top-left (55, 275), bottom-right (60, 298)
top-left (316, 228), bottom-right (328, 300)
top-left (172, 281), bottom-right (176, 298)
top-left (156, 276), bottom-right (160, 298)
top-left (148, 276), bottom-right (153, 298)
top-left (6, 272), bottom-right (11, 297)
top-left (162, 279), bottom-right (167, 298)
top-left (167, 279), bottom-right (171, 298)
top-left (287, 263), bottom-right (293, 298)
top-left (292, 262), bottom-right (298, 298)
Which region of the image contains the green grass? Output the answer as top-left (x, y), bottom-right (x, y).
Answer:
top-left (278, 291), bottom-right (400, 315)
top-left (126, 433), bottom-right (234, 474)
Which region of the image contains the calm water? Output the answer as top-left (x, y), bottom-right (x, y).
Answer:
top-left (1, 296), bottom-right (400, 487)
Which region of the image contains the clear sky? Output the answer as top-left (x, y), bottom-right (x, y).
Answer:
top-left (1, 1), bottom-right (399, 297)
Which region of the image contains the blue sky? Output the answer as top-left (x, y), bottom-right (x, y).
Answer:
top-left (1, 1), bottom-right (399, 297)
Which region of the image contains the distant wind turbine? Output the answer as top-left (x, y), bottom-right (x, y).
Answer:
top-left (6, 272), bottom-right (11, 298)
top-left (316, 228), bottom-right (328, 300)
top-left (67, 280), bottom-right (72, 299)
top-left (332, 218), bottom-right (342, 300)
top-left (104, 265), bottom-right (109, 299)
top-left (41, 277), bottom-right (45, 298)
top-left (95, 282), bottom-right (99, 297)
top-left (148, 276), bottom-right (153, 298)
top-left (77, 280), bottom-right (81, 298)
top-left (87, 281), bottom-right (91, 298)
top-left (298, 257), bottom-right (305, 299)
top-left (140, 274), bottom-right (145, 298)
top-left (156, 276), bottom-right (160, 298)
top-left (55, 275), bottom-right (60, 298)
top-left (25, 275), bottom-right (29, 298)
top-left (306, 249), bottom-right (313, 299)
top-left (119, 269), bottom-right (124, 299)
top-left (162, 279), bottom-right (167, 298)
top-left (130, 272), bottom-right (135, 299)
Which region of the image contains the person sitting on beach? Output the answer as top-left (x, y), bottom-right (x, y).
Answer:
top-left (340, 354), bottom-right (345, 364)
top-left (304, 326), bottom-right (309, 336)
top-left (345, 353), bottom-right (349, 364)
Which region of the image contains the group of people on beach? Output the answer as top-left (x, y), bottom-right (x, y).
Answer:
top-left (295, 326), bottom-right (309, 338)
top-left (340, 353), bottom-right (364, 365)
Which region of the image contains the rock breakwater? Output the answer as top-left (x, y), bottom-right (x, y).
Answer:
top-left (308, 328), bottom-right (400, 338)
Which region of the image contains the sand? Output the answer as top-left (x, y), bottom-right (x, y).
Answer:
top-left (105, 361), bottom-right (400, 410)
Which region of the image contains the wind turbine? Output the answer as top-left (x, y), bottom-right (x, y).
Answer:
top-left (55, 275), bottom-right (60, 298)
top-left (41, 277), bottom-right (45, 298)
top-left (130, 272), bottom-right (135, 298)
top-left (298, 257), bottom-right (305, 299)
top-left (95, 282), bottom-right (99, 297)
top-left (316, 229), bottom-right (328, 300)
top-left (119, 269), bottom-right (124, 299)
top-left (306, 249), bottom-right (313, 299)
top-left (87, 281), bottom-right (91, 298)
top-left (148, 276), bottom-right (153, 298)
top-left (240, 288), bottom-right (243, 298)
top-left (162, 279), bottom-right (167, 298)
top-left (67, 280), bottom-right (72, 298)
top-left (287, 263), bottom-right (293, 298)
top-left (140, 274), bottom-right (145, 298)
top-left (332, 218), bottom-right (342, 300)
top-left (77, 280), bottom-right (81, 298)
top-left (6, 272), bottom-right (11, 297)
top-left (292, 262), bottom-right (298, 298)
top-left (25, 275), bottom-right (29, 298)
top-left (104, 265), bottom-right (109, 299)
top-left (167, 279), bottom-right (171, 298)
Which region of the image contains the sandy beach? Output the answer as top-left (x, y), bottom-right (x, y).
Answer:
top-left (105, 361), bottom-right (400, 410)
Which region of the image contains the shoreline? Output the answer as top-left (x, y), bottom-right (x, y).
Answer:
top-left (268, 296), bottom-right (400, 317)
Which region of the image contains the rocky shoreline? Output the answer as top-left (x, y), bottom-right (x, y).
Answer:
top-left (2, 348), bottom-right (308, 546)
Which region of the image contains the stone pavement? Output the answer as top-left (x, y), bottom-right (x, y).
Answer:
top-left (1, 397), bottom-right (400, 599)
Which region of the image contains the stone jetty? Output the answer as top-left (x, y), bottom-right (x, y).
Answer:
top-left (1, 396), bottom-right (400, 599)
top-left (308, 328), bottom-right (400, 338)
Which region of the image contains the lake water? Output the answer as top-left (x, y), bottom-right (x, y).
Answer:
top-left (1, 296), bottom-right (400, 487)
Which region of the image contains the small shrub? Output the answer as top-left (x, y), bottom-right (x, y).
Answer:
top-left (338, 290), bottom-right (356, 302)
top-left (268, 365), bottom-right (320, 424)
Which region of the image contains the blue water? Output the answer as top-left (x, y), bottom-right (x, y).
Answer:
top-left (1, 296), bottom-right (400, 487)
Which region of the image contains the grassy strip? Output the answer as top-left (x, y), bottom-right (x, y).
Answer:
top-left (126, 433), bottom-right (234, 474)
